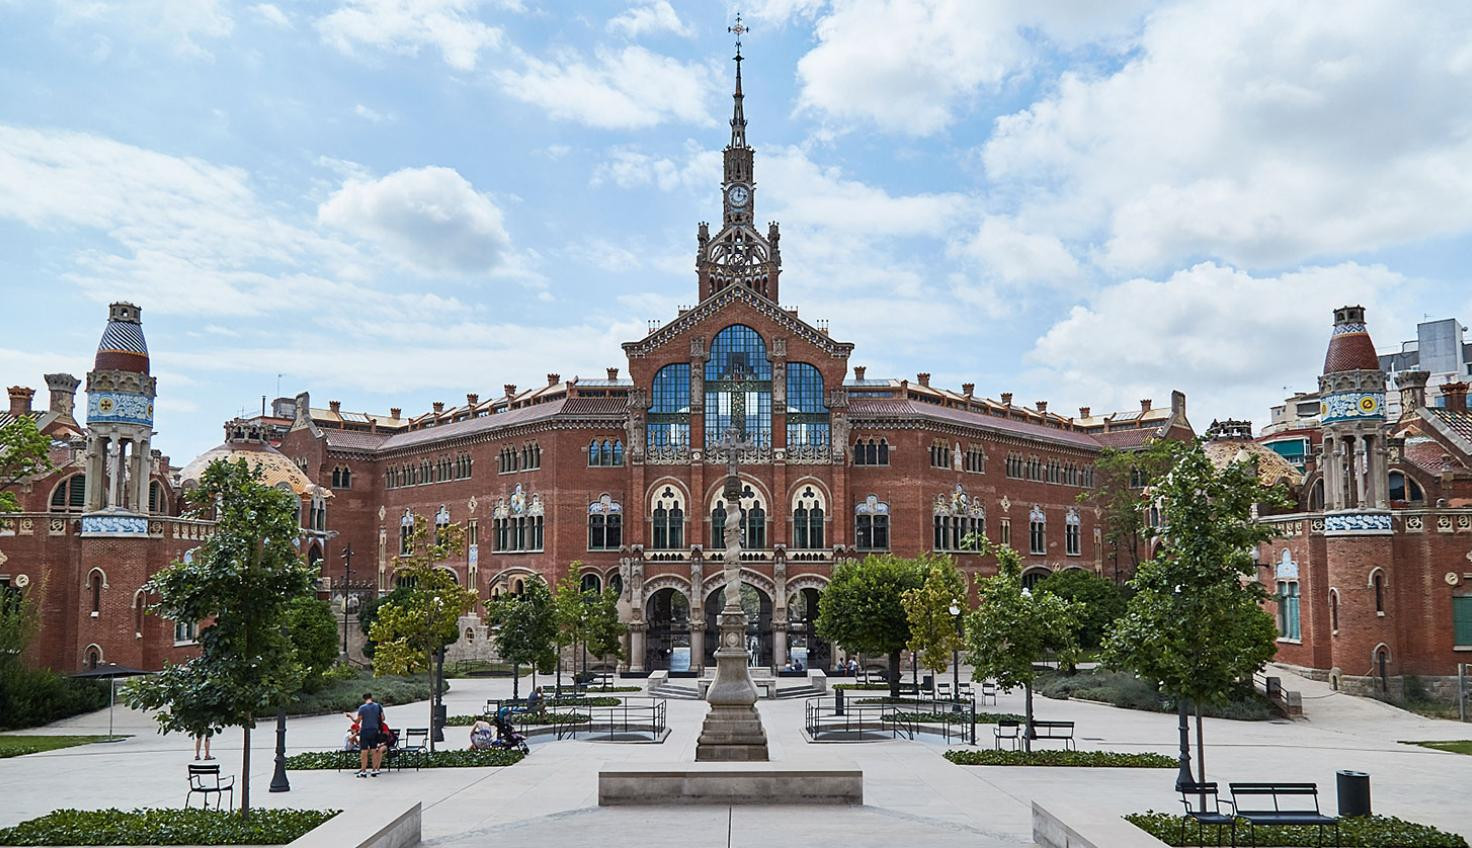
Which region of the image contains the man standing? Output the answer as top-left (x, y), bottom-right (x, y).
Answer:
top-left (353, 693), bottom-right (385, 778)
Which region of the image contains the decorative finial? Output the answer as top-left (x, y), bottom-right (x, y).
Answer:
top-left (729, 13), bottom-right (747, 57)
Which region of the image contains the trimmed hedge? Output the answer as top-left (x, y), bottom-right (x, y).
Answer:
top-left (1034, 669), bottom-right (1277, 721)
top-left (833, 683), bottom-right (891, 690)
top-left (0, 735), bottom-right (116, 758)
top-left (0, 808), bottom-right (337, 846)
top-left (284, 670), bottom-right (433, 716)
top-left (0, 668), bottom-right (110, 730)
top-left (1126, 811), bottom-right (1468, 847)
top-left (944, 749), bottom-right (1177, 768)
top-left (284, 748), bottom-right (526, 769)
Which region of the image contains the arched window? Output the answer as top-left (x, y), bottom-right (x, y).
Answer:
top-left (400, 509), bottom-right (413, 555)
top-left (650, 487), bottom-right (684, 550)
top-left (855, 495), bottom-right (890, 551)
top-left (1372, 569), bottom-right (1386, 614)
top-left (1309, 478), bottom-right (1325, 510)
top-left (785, 363), bottom-right (829, 447)
top-left (648, 364), bottom-right (692, 450)
top-left (1276, 579), bottom-right (1301, 640)
top-left (609, 573), bottom-right (624, 597)
top-left (710, 500), bottom-right (728, 549)
top-left (1064, 509), bottom-right (1081, 557)
top-left (588, 496), bottom-right (623, 551)
top-left (792, 486), bottom-right (826, 550)
top-left (88, 569), bottom-right (104, 615)
top-left (1375, 645), bottom-right (1390, 692)
top-left (84, 645), bottom-right (102, 670)
top-left (581, 573), bottom-right (601, 593)
top-left (853, 438), bottom-right (889, 466)
top-left (704, 325), bottom-right (772, 448)
top-left (1388, 471), bottom-right (1423, 503)
top-left (1329, 589), bottom-right (1340, 633)
top-left (744, 499), bottom-right (767, 549)
top-left (1028, 506), bottom-right (1047, 555)
top-left (50, 474), bottom-right (86, 512)
top-left (1021, 568), bottom-right (1050, 591)
top-left (434, 505), bottom-right (450, 546)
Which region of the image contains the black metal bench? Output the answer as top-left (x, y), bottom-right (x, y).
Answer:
top-left (1178, 782), bottom-right (1236, 847)
top-left (1030, 720), bottom-right (1075, 750)
top-left (1229, 782), bottom-right (1340, 847)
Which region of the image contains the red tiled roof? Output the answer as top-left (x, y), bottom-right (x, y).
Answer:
top-left (848, 397), bottom-right (1101, 448)
top-left (1402, 439), bottom-right (1456, 475)
top-left (378, 399), bottom-right (569, 451)
top-left (559, 397), bottom-right (628, 416)
top-left (1427, 408), bottom-right (1472, 445)
top-left (1323, 331), bottom-right (1380, 373)
top-left (1090, 428), bottom-right (1161, 449)
top-left (323, 430), bottom-right (390, 450)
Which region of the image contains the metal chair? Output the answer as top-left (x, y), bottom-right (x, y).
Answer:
top-left (397, 728), bottom-right (429, 771)
top-left (979, 681), bottom-right (997, 706)
top-left (1178, 782), bottom-right (1236, 847)
top-left (936, 681), bottom-right (953, 700)
top-left (992, 719), bottom-right (1021, 750)
top-left (186, 764), bottom-right (234, 810)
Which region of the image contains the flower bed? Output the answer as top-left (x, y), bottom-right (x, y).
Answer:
top-left (0, 808), bottom-right (337, 845)
top-left (943, 749), bottom-right (1177, 768)
top-left (1126, 811), bottom-right (1468, 847)
top-left (445, 710), bottom-right (592, 726)
top-left (285, 748), bottom-right (526, 769)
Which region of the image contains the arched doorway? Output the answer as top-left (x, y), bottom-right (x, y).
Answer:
top-left (645, 587), bottom-right (691, 672)
top-left (704, 583), bottom-right (773, 669)
top-left (786, 586), bottom-right (830, 671)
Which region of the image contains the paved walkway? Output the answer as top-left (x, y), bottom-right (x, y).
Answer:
top-left (4, 667), bottom-right (1472, 846)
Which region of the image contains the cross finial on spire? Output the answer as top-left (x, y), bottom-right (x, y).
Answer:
top-left (729, 12), bottom-right (747, 54)
top-left (727, 13), bottom-right (748, 149)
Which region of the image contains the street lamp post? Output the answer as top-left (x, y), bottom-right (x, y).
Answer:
top-left (1172, 584), bottom-right (1193, 791)
top-left (948, 600), bottom-right (963, 713)
top-left (340, 544), bottom-right (354, 658)
top-left (268, 707), bottom-right (290, 793)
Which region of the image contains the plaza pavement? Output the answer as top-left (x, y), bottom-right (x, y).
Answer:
top-left (3, 665), bottom-right (1472, 847)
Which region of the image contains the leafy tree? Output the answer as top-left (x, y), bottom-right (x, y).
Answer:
top-left (370, 514), bottom-right (478, 740)
top-left (816, 554), bottom-right (930, 697)
top-left (1078, 443), bottom-right (1174, 583)
top-left (1103, 440), bottom-right (1284, 783)
top-left (901, 558), bottom-right (968, 680)
top-left (1034, 568), bottom-right (1129, 653)
top-left (283, 596), bottom-right (340, 693)
top-left (965, 541), bottom-right (1080, 751)
top-left (121, 458), bottom-right (316, 816)
top-left (358, 585), bottom-right (413, 658)
top-left (551, 572), bottom-right (586, 696)
top-left (582, 587), bottom-right (627, 674)
top-left (486, 579), bottom-right (557, 700)
top-left (0, 415), bottom-right (52, 513)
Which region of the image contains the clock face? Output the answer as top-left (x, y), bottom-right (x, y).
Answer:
top-left (727, 185), bottom-right (750, 207)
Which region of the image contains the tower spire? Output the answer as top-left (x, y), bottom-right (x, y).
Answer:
top-left (728, 13), bottom-right (748, 149)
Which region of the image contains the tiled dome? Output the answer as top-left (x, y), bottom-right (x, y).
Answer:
top-left (178, 421), bottom-right (329, 499)
top-left (1322, 305), bottom-right (1380, 374)
top-left (94, 302), bottom-right (150, 374)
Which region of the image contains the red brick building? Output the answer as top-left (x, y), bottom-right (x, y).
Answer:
top-left (1255, 306), bottom-right (1472, 699)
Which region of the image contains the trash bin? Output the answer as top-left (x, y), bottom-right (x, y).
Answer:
top-left (433, 704), bottom-right (447, 742)
top-left (834, 688), bottom-right (845, 716)
top-left (1336, 770), bottom-right (1371, 817)
top-left (922, 674), bottom-right (934, 694)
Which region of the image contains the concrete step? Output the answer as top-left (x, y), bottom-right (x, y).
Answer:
top-left (649, 683), bottom-right (702, 700)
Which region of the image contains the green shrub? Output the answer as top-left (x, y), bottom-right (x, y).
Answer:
top-left (0, 667), bottom-right (110, 730)
top-left (285, 748), bottom-right (525, 769)
top-left (1126, 811), bottom-right (1468, 847)
top-left (284, 669), bottom-right (433, 716)
top-left (943, 749), bottom-right (1177, 768)
top-left (833, 683), bottom-right (891, 690)
top-left (881, 710), bottom-right (1024, 725)
top-left (1034, 669), bottom-right (1276, 721)
top-left (0, 807), bottom-right (337, 845)
top-left (284, 597), bottom-right (341, 693)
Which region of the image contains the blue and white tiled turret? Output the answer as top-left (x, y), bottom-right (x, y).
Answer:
top-left (81, 302), bottom-right (158, 534)
top-left (1317, 306), bottom-right (1392, 534)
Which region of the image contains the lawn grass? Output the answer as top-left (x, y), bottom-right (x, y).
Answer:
top-left (0, 807), bottom-right (337, 845)
top-left (1404, 739), bottom-right (1472, 755)
top-left (0, 735), bottom-right (118, 758)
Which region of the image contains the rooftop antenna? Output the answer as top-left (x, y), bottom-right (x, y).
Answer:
top-left (276, 373), bottom-right (283, 398)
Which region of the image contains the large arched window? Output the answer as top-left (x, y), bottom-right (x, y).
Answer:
top-left (588, 496), bottom-right (623, 551)
top-left (50, 475), bottom-right (86, 512)
top-left (704, 325), bottom-right (772, 448)
top-left (785, 363), bottom-right (829, 447)
top-left (709, 490), bottom-right (767, 549)
top-left (650, 486), bottom-right (685, 550)
top-left (855, 495), bottom-right (890, 551)
top-left (792, 486), bottom-right (825, 550)
top-left (1388, 471), bottom-right (1423, 503)
top-left (648, 364), bottom-right (691, 450)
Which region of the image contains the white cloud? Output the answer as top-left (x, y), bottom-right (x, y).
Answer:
top-left (1025, 262), bottom-right (1425, 428)
top-left (251, 3), bottom-right (291, 28)
top-left (592, 143), bottom-right (719, 191)
top-left (608, 1), bottom-right (692, 39)
top-left (495, 46), bottom-right (717, 129)
top-left (317, 166), bottom-right (511, 276)
top-left (983, 0), bottom-right (1472, 273)
top-left (958, 215), bottom-right (1080, 285)
top-left (316, 0), bottom-right (504, 71)
top-left (54, 0), bottom-right (234, 59)
top-left (792, 0), bottom-right (1151, 136)
top-left (353, 103), bottom-right (395, 123)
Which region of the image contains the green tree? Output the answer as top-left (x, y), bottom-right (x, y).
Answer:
top-left (121, 458), bottom-right (315, 816)
top-left (283, 596), bottom-right (340, 693)
top-left (370, 514), bottom-right (478, 738)
top-left (1103, 440), bottom-right (1283, 783)
top-left (0, 415), bottom-right (52, 513)
top-left (1034, 568), bottom-right (1129, 653)
top-left (486, 579), bottom-right (557, 700)
top-left (901, 559), bottom-right (968, 680)
top-left (965, 541), bottom-right (1080, 751)
top-left (582, 587), bottom-right (627, 675)
top-left (358, 585), bottom-right (413, 658)
top-left (816, 554), bottom-right (930, 697)
top-left (1079, 443), bottom-right (1174, 584)
top-left (551, 572), bottom-right (586, 696)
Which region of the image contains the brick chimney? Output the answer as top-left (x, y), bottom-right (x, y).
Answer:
top-left (328, 400), bottom-right (341, 413)
top-left (962, 382), bottom-right (974, 397)
top-left (389, 407), bottom-right (401, 420)
top-left (1036, 400), bottom-right (1048, 414)
top-left (1444, 381), bottom-right (1469, 412)
top-left (917, 372), bottom-right (931, 387)
top-left (466, 393), bottom-right (479, 407)
top-left (8, 386), bottom-right (34, 417)
top-left (606, 368), bottom-right (619, 381)
top-left (44, 373), bottom-right (79, 418)
top-left (1140, 398), bottom-right (1153, 413)
top-left (432, 401), bottom-right (445, 414)
top-left (1079, 406), bottom-right (1091, 419)
top-left (547, 373), bottom-right (561, 386)
top-left (1001, 392), bottom-right (1013, 406)
top-left (854, 366), bottom-right (867, 381)
top-left (504, 384), bottom-right (517, 399)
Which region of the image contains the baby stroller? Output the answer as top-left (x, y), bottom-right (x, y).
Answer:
top-left (491, 713), bottom-right (529, 754)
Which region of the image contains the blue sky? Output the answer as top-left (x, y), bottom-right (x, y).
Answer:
top-left (2, 0), bottom-right (1470, 463)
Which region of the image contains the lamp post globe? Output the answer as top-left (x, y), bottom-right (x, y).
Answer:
top-left (948, 601), bottom-right (963, 713)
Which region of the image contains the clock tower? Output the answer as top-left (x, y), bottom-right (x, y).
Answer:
top-left (697, 15), bottom-right (782, 302)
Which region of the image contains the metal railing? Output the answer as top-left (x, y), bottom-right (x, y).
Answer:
top-left (805, 694), bottom-right (978, 745)
top-left (484, 696), bottom-right (667, 742)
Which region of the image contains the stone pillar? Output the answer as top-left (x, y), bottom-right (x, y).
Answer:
top-left (84, 436), bottom-right (108, 512)
top-left (629, 622), bottom-right (647, 673)
top-left (772, 620), bottom-right (788, 669)
top-left (110, 439), bottom-right (126, 508)
top-left (689, 615), bottom-right (705, 675)
top-left (131, 437), bottom-right (151, 512)
top-left (696, 496), bottom-right (768, 761)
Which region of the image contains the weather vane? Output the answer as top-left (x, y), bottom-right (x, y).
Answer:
top-left (729, 12), bottom-right (747, 56)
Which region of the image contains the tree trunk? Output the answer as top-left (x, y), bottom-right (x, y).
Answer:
top-left (555, 641), bottom-right (563, 698)
top-left (888, 650), bottom-right (901, 698)
top-left (512, 663), bottom-right (520, 700)
top-left (1195, 702), bottom-right (1206, 785)
top-left (241, 721), bottom-right (252, 817)
top-left (1023, 683), bottom-right (1035, 753)
top-left (427, 648), bottom-right (435, 752)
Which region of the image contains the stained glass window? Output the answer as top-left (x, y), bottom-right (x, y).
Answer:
top-left (648, 363), bottom-right (691, 449)
top-left (785, 362), bottom-right (829, 447)
top-left (704, 325), bottom-right (772, 448)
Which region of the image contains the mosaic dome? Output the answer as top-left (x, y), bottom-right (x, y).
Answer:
top-left (94, 302), bottom-right (150, 374)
